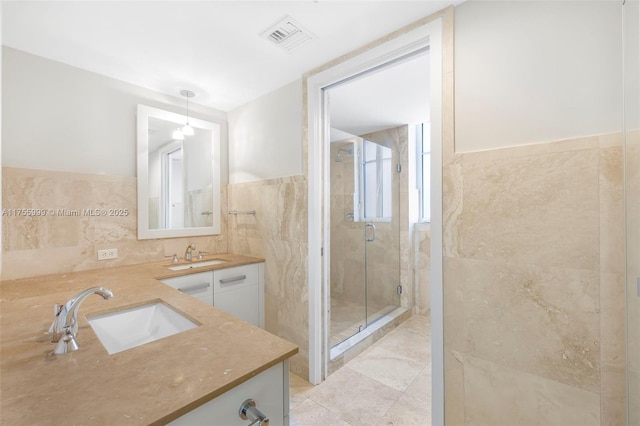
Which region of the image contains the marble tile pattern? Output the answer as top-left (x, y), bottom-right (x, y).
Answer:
top-left (2, 167), bottom-right (228, 280)
top-left (625, 129), bottom-right (640, 425)
top-left (227, 175), bottom-right (309, 379)
top-left (415, 223), bottom-right (431, 315)
top-left (291, 315), bottom-right (432, 426)
top-left (443, 134), bottom-right (627, 424)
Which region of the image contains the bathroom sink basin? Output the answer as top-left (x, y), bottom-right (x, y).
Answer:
top-left (167, 259), bottom-right (227, 271)
top-left (88, 302), bottom-right (198, 354)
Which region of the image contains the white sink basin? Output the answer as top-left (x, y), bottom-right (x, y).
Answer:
top-left (167, 259), bottom-right (227, 271)
top-left (88, 302), bottom-right (199, 354)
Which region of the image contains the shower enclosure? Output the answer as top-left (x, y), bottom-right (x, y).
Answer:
top-left (328, 131), bottom-right (402, 349)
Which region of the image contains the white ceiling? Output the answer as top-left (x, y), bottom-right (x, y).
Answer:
top-left (2, 1), bottom-right (459, 116)
top-left (329, 51), bottom-right (430, 136)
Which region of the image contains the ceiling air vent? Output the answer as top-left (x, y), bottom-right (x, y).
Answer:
top-left (261, 15), bottom-right (315, 53)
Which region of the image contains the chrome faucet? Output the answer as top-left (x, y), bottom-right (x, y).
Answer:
top-left (49, 287), bottom-right (113, 355)
top-left (184, 243), bottom-right (196, 261)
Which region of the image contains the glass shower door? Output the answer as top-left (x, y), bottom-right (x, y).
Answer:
top-left (329, 139), bottom-right (367, 347)
top-left (361, 137), bottom-right (401, 326)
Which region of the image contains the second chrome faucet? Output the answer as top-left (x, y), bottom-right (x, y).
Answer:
top-left (184, 244), bottom-right (196, 261)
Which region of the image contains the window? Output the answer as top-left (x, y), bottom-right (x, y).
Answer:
top-left (359, 139), bottom-right (393, 221)
top-left (417, 123), bottom-right (431, 222)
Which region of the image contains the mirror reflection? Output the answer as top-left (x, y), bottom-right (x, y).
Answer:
top-left (137, 105), bottom-right (221, 239)
top-left (148, 117), bottom-right (214, 229)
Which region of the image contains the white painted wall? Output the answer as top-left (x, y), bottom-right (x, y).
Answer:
top-left (2, 47), bottom-right (228, 179)
top-left (228, 80), bottom-right (303, 183)
top-left (455, 0), bottom-right (622, 152)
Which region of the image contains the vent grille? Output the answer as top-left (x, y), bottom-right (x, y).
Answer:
top-left (261, 15), bottom-right (315, 53)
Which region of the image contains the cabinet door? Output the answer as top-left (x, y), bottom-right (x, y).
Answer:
top-left (169, 362), bottom-right (286, 426)
top-left (213, 264), bottom-right (263, 327)
top-left (161, 272), bottom-right (213, 306)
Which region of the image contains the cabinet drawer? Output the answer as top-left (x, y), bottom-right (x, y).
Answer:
top-left (213, 263), bottom-right (260, 292)
top-left (169, 362), bottom-right (286, 426)
top-left (161, 272), bottom-right (213, 306)
top-left (215, 285), bottom-right (260, 327)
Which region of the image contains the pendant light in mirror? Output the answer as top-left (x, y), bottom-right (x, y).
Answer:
top-left (180, 89), bottom-right (195, 136)
top-left (172, 128), bottom-right (185, 140)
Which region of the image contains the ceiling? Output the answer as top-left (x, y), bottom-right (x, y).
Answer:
top-left (2, 1), bottom-right (459, 116)
top-left (329, 51), bottom-right (430, 136)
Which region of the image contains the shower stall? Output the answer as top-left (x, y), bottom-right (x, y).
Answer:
top-left (328, 130), bottom-right (403, 350)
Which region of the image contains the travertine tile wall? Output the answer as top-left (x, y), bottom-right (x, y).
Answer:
top-left (626, 130), bottom-right (640, 425)
top-left (226, 175), bottom-right (309, 378)
top-left (442, 134), bottom-right (627, 425)
top-left (330, 139), bottom-right (364, 306)
top-left (414, 224), bottom-right (431, 315)
top-left (2, 167), bottom-right (228, 280)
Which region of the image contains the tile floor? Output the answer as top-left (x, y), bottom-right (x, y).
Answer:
top-left (329, 296), bottom-right (397, 347)
top-left (290, 315), bottom-right (432, 426)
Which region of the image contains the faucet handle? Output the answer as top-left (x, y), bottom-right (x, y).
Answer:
top-left (165, 253), bottom-right (179, 263)
top-left (49, 304), bottom-right (62, 330)
top-left (197, 251), bottom-right (209, 260)
top-left (48, 303), bottom-right (64, 340)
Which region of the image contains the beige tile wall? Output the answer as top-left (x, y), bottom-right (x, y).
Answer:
top-left (227, 175), bottom-right (309, 378)
top-left (1, 167), bottom-right (228, 280)
top-left (414, 223), bottom-right (431, 315)
top-left (442, 134), bottom-right (627, 425)
top-left (330, 139), bottom-right (364, 306)
top-left (626, 130), bottom-right (640, 425)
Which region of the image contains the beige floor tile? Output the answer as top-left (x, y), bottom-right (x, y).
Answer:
top-left (290, 372), bottom-right (315, 409)
top-left (309, 367), bottom-right (401, 426)
top-left (292, 314), bottom-right (432, 426)
top-left (347, 346), bottom-right (425, 392)
top-left (374, 324), bottom-right (431, 363)
top-left (290, 398), bottom-right (351, 426)
top-left (404, 366), bottom-right (432, 403)
top-left (376, 394), bottom-right (431, 426)
top-left (399, 314), bottom-right (431, 334)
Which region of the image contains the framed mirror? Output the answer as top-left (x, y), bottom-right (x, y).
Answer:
top-left (137, 104), bottom-right (221, 239)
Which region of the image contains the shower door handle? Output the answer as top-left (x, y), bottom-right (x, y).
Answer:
top-left (365, 223), bottom-right (376, 242)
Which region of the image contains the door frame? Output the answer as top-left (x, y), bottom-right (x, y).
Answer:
top-left (306, 16), bottom-right (445, 425)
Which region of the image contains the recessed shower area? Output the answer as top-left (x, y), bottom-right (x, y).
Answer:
top-left (324, 49), bottom-right (431, 361)
top-left (328, 132), bottom-right (402, 350)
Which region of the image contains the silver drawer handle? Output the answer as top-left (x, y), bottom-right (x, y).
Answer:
top-left (219, 275), bottom-right (246, 284)
top-left (177, 282), bottom-right (210, 293)
top-left (239, 399), bottom-right (269, 426)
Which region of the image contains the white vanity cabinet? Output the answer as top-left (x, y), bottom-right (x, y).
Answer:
top-left (160, 271), bottom-right (214, 306)
top-left (213, 263), bottom-right (264, 328)
top-left (169, 361), bottom-right (290, 426)
top-left (160, 262), bottom-right (264, 328)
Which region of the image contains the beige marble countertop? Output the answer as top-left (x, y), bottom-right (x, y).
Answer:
top-left (0, 253), bottom-right (298, 425)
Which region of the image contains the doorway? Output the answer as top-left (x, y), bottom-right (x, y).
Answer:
top-left (306, 15), bottom-right (445, 423)
top-left (325, 51), bottom-right (430, 351)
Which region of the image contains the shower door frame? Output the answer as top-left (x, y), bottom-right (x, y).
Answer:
top-left (306, 16), bottom-right (445, 424)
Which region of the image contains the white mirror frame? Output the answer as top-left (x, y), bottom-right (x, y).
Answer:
top-left (137, 104), bottom-right (221, 239)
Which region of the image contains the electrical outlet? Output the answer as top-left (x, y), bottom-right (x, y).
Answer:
top-left (97, 248), bottom-right (118, 261)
